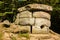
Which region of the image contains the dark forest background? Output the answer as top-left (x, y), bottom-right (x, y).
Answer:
top-left (0, 0), bottom-right (60, 34)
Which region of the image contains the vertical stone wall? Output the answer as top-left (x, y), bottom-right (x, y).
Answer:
top-left (15, 4), bottom-right (53, 34)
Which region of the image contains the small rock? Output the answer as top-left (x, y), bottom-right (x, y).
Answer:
top-left (3, 32), bottom-right (11, 40)
top-left (3, 20), bottom-right (10, 25)
top-left (18, 7), bottom-right (26, 12)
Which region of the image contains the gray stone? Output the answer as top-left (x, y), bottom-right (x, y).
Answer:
top-left (19, 18), bottom-right (34, 25)
top-left (32, 26), bottom-right (49, 34)
top-left (35, 18), bottom-right (51, 27)
top-left (18, 11), bottom-right (32, 18)
top-left (26, 4), bottom-right (53, 11)
top-left (18, 4), bottom-right (53, 12)
top-left (33, 11), bottom-right (51, 20)
top-left (14, 18), bottom-right (20, 25)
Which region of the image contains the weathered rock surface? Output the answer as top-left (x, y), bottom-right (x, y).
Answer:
top-left (27, 4), bottom-right (52, 11)
top-left (18, 7), bottom-right (26, 12)
top-left (2, 32), bottom-right (11, 40)
top-left (3, 20), bottom-right (10, 25)
top-left (35, 18), bottom-right (51, 27)
top-left (1, 3), bottom-right (59, 40)
top-left (14, 19), bottom-right (20, 25)
top-left (18, 11), bottom-right (32, 18)
top-left (29, 30), bottom-right (60, 40)
top-left (0, 22), bottom-right (60, 40)
top-left (9, 23), bottom-right (31, 33)
top-left (33, 11), bottom-right (51, 20)
top-left (32, 26), bottom-right (49, 34)
top-left (18, 18), bottom-right (34, 25)
top-left (18, 4), bottom-right (53, 12)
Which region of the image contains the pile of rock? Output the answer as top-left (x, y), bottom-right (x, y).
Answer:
top-left (15, 3), bottom-right (52, 34)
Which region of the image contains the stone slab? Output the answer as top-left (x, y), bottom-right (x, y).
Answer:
top-left (32, 26), bottom-right (49, 34)
top-left (35, 18), bottom-right (51, 27)
top-left (26, 4), bottom-right (53, 11)
top-left (33, 11), bottom-right (51, 20)
top-left (19, 18), bottom-right (35, 25)
top-left (18, 11), bottom-right (32, 18)
top-left (18, 4), bottom-right (53, 12)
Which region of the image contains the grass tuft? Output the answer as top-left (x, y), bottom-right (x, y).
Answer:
top-left (18, 33), bottom-right (29, 38)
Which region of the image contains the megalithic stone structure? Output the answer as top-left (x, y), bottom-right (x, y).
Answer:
top-left (15, 3), bottom-right (53, 34)
top-left (18, 4), bottom-right (52, 12)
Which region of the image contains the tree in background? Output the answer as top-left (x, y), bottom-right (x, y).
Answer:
top-left (0, 0), bottom-right (18, 22)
